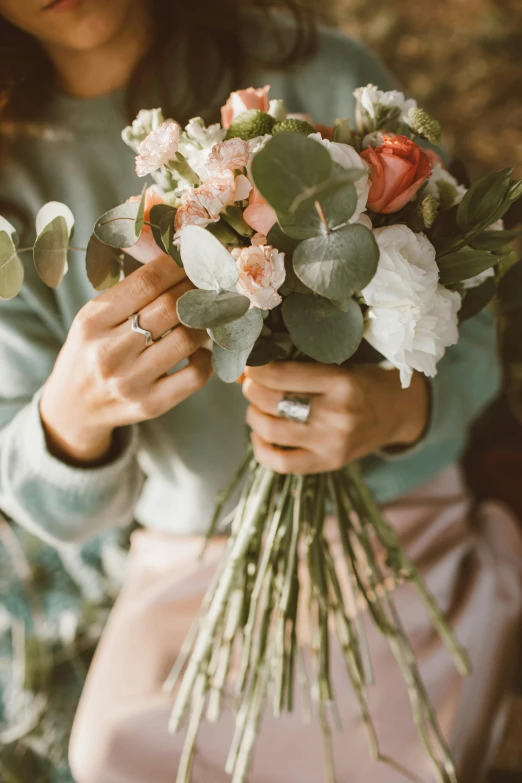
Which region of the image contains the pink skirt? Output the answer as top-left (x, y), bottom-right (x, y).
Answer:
top-left (69, 465), bottom-right (522, 783)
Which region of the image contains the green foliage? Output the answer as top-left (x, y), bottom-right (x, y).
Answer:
top-left (33, 216), bottom-right (69, 289)
top-left (458, 277), bottom-right (496, 321)
top-left (0, 230), bottom-right (24, 300)
top-left (177, 289), bottom-right (250, 329)
top-left (85, 234), bottom-right (122, 291)
top-left (437, 249), bottom-right (499, 285)
top-left (469, 228), bottom-right (520, 253)
top-left (94, 202), bottom-right (140, 248)
top-left (266, 223), bottom-right (300, 255)
top-left (209, 307), bottom-right (264, 352)
top-left (134, 185), bottom-right (147, 238)
top-left (226, 110), bottom-right (275, 141)
top-left (179, 225), bottom-right (238, 291)
top-left (149, 204), bottom-right (182, 266)
top-left (282, 293), bottom-right (363, 363)
top-left (251, 133), bottom-right (332, 215)
top-left (278, 179), bottom-right (358, 240)
top-left (272, 118), bottom-right (316, 136)
top-left (212, 344), bottom-right (251, 383)
top-left (292, 223), bottom-right (379, 300)
top-left (456, 168), bottom-right (513, 232)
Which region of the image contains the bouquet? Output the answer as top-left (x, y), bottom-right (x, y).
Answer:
top-left (1, 83), bottom-right (521, 783)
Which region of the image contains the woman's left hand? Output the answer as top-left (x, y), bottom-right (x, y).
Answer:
top-left (242, 362), bottom-right (429, 474)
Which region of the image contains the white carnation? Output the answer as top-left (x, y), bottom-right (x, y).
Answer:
top-left (362, 224), bottom-right (461, 388)
top-left (122, 108), bottom-right (165, 152)
top-left (354, 84), bottom-right (417, 123)
top-left (423, 163), bottom-right (468, 207)
top-left (309, 133), bottom-right (370, 224)
top-left (177, 117), bottom-right (227, 183)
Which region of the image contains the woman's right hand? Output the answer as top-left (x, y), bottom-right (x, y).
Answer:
top-left (40, 255), bottom-right (212, 466)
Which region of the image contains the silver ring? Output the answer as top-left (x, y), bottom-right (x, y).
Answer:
top-left (277, 393), bottom-right (311, 424)
top-left (129, 313), bottom-right (154, 346)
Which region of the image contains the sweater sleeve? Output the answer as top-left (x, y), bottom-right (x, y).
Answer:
top-left (0, 282), bottom-right (144, 546)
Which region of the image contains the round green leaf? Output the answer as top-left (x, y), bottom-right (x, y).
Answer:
top-left (251, 133), bottom-right (332, 215)
top-left (212, 344), bottom-right (251, 383)
top-left (94, 202), bottom-right (140, 248)
top-left (266, 223), bottom-right (300, 255)
top-left (209, 307), bottom-right (263, 351)
top-left (134, 185), bottom-right (147, 238)
top-left (0, 231), bottom-right (23, 300)
top-left (282, 293), bottom-right (363, 364)
top-left (179, 225), bottom-right (238, 291)
top-left (438, 249), bottom-right (498, 285)
top-left (33, 215), bottom-right (69, 289)
top-left (278, 179), bottom-right (358, 240)
top-left (86, 234), bottom-right (122, 291)
top-left (150, 204), bottom-right (176, 252)
top-left (293, 223), bottom-right (379, 300)
top-left (177, 289), bottom-right (250, 329)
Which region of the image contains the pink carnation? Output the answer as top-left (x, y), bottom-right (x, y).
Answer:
top-left (174, 191), bottom-right (212, 234)
top-left (232, 242), bottom-right (285, 310)
top-left (135, 121), bottom-right (180, 177)
top-left (195, 171), bottom-right (252, 220)
top-left (207, 138), bottom-right (250, 173)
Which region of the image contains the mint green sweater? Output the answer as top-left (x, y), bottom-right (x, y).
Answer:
top-left (0, 25), bottom-right (500, 545)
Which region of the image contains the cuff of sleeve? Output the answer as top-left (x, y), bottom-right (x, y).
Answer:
top-left (26, 388), bottom-right (139, 494)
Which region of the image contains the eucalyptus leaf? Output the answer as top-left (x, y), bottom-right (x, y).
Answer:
top-left (179, 225), bottom-right (238, 291)
top-left (177, 289), bottom-right (250, 329)
top-left (33, 215), bottom-right (69, 289)
top-left (282, 293), bottom-right (363, 364)
top-left (0, 230), bottom-right (24, 300)
top-left (86, 234), bottom-right (122, 291)
top-left (134, 184), bottom-right (148, 238)
top-left (279, 257), bottom-right (313, 296)
top-left (35, 201), bottom-right (74, 238)
top-left (289, 168), bottom-right (363, 214)
top-left (458, 277), bottom-right (496, 322)
top-left (266, 223), bottom-right (300, 255)
top-left (209, 307), bottom-right (263, 351)
top-left (150, 204), bottom-right (176, 252)
top-left (278, 179), bottom-right (358, 240)
top-left (247, 336), bottom-right (292, 366)
top-left (0, 216), bottom-right (18, 246)
top-left (212, 344), bottom-right (251, 383)
top-left (438, 249), bottom-right (499, 285)
top-left (469, 228), bottom-right (520, 253)
top-left (251, 133), bottom-right (332, 215)
top-left (456, 168), bottom-right (513, 232)
top-left (293, 223), bottom-right (379, 300)
top-left (94, 202), bottom-right (140, 248)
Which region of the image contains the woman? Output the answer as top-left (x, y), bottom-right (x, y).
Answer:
top-left (0, 1), bottom-right (519, 781)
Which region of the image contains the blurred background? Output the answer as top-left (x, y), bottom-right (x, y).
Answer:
top-left (0, 2), bottom-right (521, 781)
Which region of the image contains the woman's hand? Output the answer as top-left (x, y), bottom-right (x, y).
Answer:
top-left (40, 255), bottom-right (212, 466)
top-left (242, 362), bottom-right (429, 474)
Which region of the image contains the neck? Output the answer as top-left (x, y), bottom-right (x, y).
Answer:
top-left (43, 5), bottom-right (153, 98)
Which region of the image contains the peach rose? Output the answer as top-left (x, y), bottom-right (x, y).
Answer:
top-left (360, 134), bottom-right (432, 214)
top-left (135, 121), bottom-right (180, 177)
top-left (221, 85), bottom-right (270, 129)
top-left (124, 187), bottom-right (168, 264)
top-left (232, 242), bottom-right (285, 310)
top-left (207, 138), bottom-right (250, 173)
top-left (243, 187), bottom-right (277, 236)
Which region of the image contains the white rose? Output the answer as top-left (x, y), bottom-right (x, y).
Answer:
top-left (309, 133), bottom-right (370, 224)
top-left (135, 121), bottom-right (180, 177)
top-left (423, 163), bottom-right (468, 208)
top-left (354, 84), bottom-right (417, 123)
top-left (232, 243), bottom-right (286, 310)
top-left (362, 224), bottom-right (461, 388)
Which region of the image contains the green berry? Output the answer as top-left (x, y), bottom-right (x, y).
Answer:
top-left (226, 110), bottom-right (275, 141)
top-left (272, 118), bottom-right (316, 136)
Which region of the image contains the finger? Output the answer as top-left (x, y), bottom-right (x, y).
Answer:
top-left (136, 324), bottom-right (208, 380)
top-left (250, 433), bottom-right (322, 475)
top-left (149, 348), bottom-right (213, 412)
top-left (242, 378), bottom-right (282, 416)
top-left (92, 255), bottom-right (187, 328)
top-left (112, 278), bottom-right (193, 352)
top-left (246, 405), bottom-right (312, 450)
top-left (245, 362), bottom-right (339, 393)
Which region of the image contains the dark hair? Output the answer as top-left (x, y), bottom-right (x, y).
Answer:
top-left (0, 0), bottom-right (318, 125)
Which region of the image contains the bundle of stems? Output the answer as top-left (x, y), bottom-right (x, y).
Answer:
top-left (166, 456), bottom-right (470, 783)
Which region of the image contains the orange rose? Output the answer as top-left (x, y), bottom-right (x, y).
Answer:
top-left (360, 135), bottom-right (432, 214)
top-left (124, 187), bottom-right (167, 264)
top-left (221, 85), bottom-right (270, 129)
